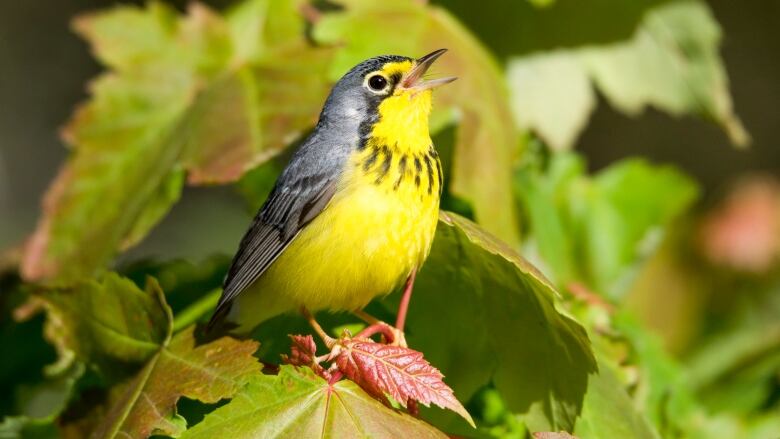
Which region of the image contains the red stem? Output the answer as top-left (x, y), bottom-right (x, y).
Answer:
top-left (355, 323), bottom-right (397, 343)
top-left (395, 270), bottom-right (417, 332)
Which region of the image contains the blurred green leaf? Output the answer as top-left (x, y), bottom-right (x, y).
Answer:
top-left (573, 362), bottom-right (661, 439)
top-left (686, 283), bottom-right (780, 415)
top-left (382, 212), bottom-right (595, 432)
top-left (21, 0), bottom-right (332, 283)
top-left (0, 416), bottom-right (59, 439)
top-left (516, 152), bottom-right (699, 300)
top-left (313, 0), bottom-right (521, 245)
top-left (38, 273), bottom-right (170, 379)
top-left (508, 53), bottom-right (595, 152)
top-left (507, 1), bottom-right (748, 151)
top-left (180, 366), bottom-right (447, 439)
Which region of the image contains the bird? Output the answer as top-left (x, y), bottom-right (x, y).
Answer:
top-left (208, 49), bottom-right (456, 340)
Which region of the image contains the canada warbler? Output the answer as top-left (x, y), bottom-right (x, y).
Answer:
top-left (209, 49), bottom-right (456, 336)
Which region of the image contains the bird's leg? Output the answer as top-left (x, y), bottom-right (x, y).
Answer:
top-left (351, 309), bottom-right (407, 347)
top-left (353, 309), bottom-right (382, 326)
top-left (301, 306), bottom-right (336, 349)
top-left (395, 270), bottom-right (417, 333)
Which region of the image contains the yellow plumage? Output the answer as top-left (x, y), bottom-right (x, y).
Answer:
top-left (229, 63), bottom-right (442, 332)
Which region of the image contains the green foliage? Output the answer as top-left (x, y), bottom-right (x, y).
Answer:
top-left (392, 213), bottom-right (595, 432)
top-left (181, 366), bottom-right (447, 439)
top-left (20, 0), bottom-right (333, 283)
top-left (515, 151), bottom-right (699, 300)
top-left (2, 0), bottom-right (773, 438)
top-left (507, 1), bottom-right (748, 151)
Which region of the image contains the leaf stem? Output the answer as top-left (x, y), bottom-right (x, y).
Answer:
top-left (355, 323), bottom-right (397, 343)
top-left (172, 288), bottom-right (221, 333)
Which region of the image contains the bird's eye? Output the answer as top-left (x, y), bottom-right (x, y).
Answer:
top-left (367, 74), bottom-right (388, 92)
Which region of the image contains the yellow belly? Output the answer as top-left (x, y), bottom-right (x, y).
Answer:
top-left (231, 167), bottom-right (440, 332)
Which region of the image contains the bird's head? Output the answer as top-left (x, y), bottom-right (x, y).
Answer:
top-left (321, 49), bottom-right (456, 148)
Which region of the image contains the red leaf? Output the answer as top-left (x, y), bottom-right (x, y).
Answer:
top-left (334, 338), bottom-right (474, 427)
top-left (533, 433), bottom-right (579, 439)
top-left (281, 334), bottom-right (317, 366)
top-left (281, 334), bottom-right (329, 379)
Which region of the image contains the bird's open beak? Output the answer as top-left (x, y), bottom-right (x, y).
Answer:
top-left (400, 48), bottom-right (457, 92)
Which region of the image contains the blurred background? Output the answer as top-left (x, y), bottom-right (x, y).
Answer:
top-left (1, 0), bottom-right (779, 437)
top-left (2, 0), bottom-right (778, 255)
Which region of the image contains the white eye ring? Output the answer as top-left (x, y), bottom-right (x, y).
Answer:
top-left (364, 73), bottom-right (390, 95)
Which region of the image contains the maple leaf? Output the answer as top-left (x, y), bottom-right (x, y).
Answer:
top-left (333, 338), bottom-right (475, 427)
top-left (281, 334), bottom-right (329, 379)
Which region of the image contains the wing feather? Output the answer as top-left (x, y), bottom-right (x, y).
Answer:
top-left (207, 171), bottom-right (338, 329)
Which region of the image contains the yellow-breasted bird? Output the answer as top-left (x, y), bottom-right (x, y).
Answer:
top-left (208, 49), bottom-right (456, 338)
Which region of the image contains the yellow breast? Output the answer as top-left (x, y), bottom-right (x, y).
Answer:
top-left (231, 81), bottom-right (441, 331)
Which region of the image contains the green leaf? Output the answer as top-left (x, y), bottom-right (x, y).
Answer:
top-left (38, 273), bottom-right (171, 377)
top-left (573, 362), bottom-right (660, 439)
top-left (384, 212), bottom-right (595, 431)
top-left (515, 152), bottom-right (699, 300)
top-left (507, 1), bottom-right (748, 151)
top-left (313, 0), bottom-right (521, 244)
top-left (180, 366), bottom-right (447, 439)
top-left (120, 169), bottom-right (185, 250)
top-left (0, 416), bottom-right (59, 439)
top-left (508, 52), bottom-right (595, 152)
top-left (19, 3), bottom-right (226, 283)
top-left (21, 0), bottom-right (332, 283)
top-left (92, 327), bottom-right (261, 439)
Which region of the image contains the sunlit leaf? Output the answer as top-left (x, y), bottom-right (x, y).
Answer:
top-left (180, 366), bottom-right (447, 439)
top-left (21, 0), bottom-right (332, 283)
top-left (507, 1), bottom-right (748, 151)
top-left (508, 52), bottom-right (595, 151)
top-left (92, 327), bottom-right (261, 439)
top-left (313, 0), bottom-right (521, 244)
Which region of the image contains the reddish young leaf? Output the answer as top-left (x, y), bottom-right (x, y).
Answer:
top-left (281, 334), bottom-right (329, 379)
top-left (533, 433), bottom-right (579, 439)
top-left (333, 338), bottom-right (474, 427)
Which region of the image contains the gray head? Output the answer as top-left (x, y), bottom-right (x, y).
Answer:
top-left (316, 49), bottom-right (456, 131)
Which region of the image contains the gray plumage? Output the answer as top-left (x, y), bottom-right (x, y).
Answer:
top-left (208, 55), bottom-right (412, 329)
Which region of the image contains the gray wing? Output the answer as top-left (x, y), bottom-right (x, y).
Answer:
top-left (207, 139), bottom-right (346, 329)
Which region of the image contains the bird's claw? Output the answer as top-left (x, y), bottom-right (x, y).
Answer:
top-left (388, 324), bottom-right (407, 348)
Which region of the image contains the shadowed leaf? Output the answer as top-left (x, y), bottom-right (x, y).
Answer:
top-left (38, 273), bottom-right (170, 378)
top-left (382, 212), bottom-right (596, 431)
top-left (333, 338), bottom-right (474, 427)
top-left (180, 366), bottom-right (447, 439)
top-left (573, 362), bottom-right (660, 439)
